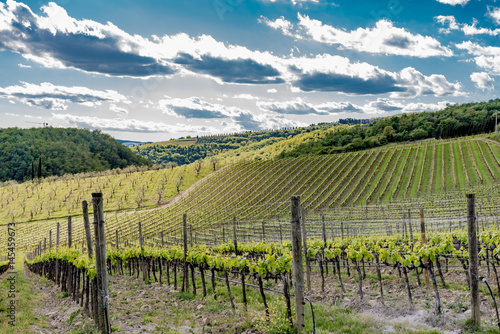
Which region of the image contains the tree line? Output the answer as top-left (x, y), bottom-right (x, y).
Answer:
top-left (279, 99), bottom-right (500, 157)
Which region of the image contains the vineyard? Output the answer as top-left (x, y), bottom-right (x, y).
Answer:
top-left (5, 135), bottom-right (500, 255)
top-left (23, 193), bottom-right (500, 333)
top-left (5, 134), bottom-right (500, 332)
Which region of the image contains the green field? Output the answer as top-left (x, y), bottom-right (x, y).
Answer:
top-left (7, 134), bottom-right (500, 254)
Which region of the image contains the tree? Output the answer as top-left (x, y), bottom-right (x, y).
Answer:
top-left (194, 160), bottom-right (203, 176)
top-left (210, 158), bottom-right (218, 171)
top-left (37, 156), bottom-right (42, 180)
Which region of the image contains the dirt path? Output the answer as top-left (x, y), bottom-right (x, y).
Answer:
top-left (24, 262), bottom-right (97, 334)
top-left (22, 258), bottom-right (500, 333)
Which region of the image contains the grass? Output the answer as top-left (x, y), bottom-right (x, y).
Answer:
top-left (0, 254), bottom-right (48, 333)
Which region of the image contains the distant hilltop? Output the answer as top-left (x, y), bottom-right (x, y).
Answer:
top-left (116, 139), bottom-right (153, 147)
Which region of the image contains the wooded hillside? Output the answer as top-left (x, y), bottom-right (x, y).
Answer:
top-left (0, 127), bottom-right (151, 182)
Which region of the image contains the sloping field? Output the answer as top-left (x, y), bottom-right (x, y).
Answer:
top-left (9, 135), bottom-right (500, 253)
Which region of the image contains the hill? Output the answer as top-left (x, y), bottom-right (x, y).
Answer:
top-left (0, 127), bottom-right (151, 183)
top-left (132, 124), bottom-right (334, 166)
top-left (280, 99), bottom-right (500, 157)
top-left (9, 134), bottom-right (500, 253)
top-left (133, 99), bottom-right (500, 167)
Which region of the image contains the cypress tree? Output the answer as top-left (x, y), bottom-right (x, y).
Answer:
top-left (31, 160), bottom-right (35, 182)
top-left (37, 156), bottom-right (42, 180)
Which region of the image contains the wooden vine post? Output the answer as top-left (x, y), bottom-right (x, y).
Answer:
top-left (301, 208), bottom-right (311, 292)
top-left (232, 216), bottom-right (238, 254)
top-left (67, 216), bottom-right (73, 295)
top-left (466, 193), bottom-right (480, 326)
top-left (420, 209), bottom-right (430, 286)
top-left (82, 200), bottom-right (97, 320)
top-left (183, 213), bottom-right (188, 293)
top-left (291, 196), bottom-right (305, 333)
top-left (56, 222), bottom-right (60, 285)
top-left (92, 193), bottom-right (110, 334)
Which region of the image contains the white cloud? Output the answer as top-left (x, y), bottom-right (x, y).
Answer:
top-left (109, 104), bottom-right (128, 114)
top-left (233, 94), bottom-right (259, 100)
top-left (18, 63), bottom-right (31, 68)
top-left (363, 98), bottom-right (452, 114)
top-left (229, 110), bottom-right (306, 131)
top-left (436, 0), bottom-right (469, 6)
top-left (470, 72), bottom-right (495, 91)
top-left (456, 42), bottom-right (500, 75)
top-left (158, 96), bottom-right (240, 118)
top-left (0, 82), bottom-right (129, 110)
top-left (435, 15), bottom-right (500, 36)
top-left (257, 97), bottom-right (453, 115)
top-left (267, 88), bottom-right (278, 93)
top-left (258, 16), bottom-right (295, 37)
top-left (257, 97), bottom-right (362, 114)
top-left (285, 54), bottom-right (463, 97)
top-left (401, 101), bottom-right (453, 113)
top-left (257, 97), bottom-right (322, 114)
top-left (435, 16), bottom-right (459, 34)
top-left (489, 7), bottom-right (500, 25)
top-left (393, 67), bottom-right (464, 98)
top-left (51, 113), bottom-right (217, 133)
top-left (0, 1), bottom-right (462, 98)
top-left (265, 14), bottom-right (453, 57)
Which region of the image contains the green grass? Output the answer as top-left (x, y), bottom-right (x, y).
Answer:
top-left (0, 255), bottom-right (48, 333)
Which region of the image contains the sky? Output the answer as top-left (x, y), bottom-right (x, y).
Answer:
top-left (0, 0), bottom-right (499, 142)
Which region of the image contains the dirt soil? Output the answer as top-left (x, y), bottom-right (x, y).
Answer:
top-left (24, 261), bottom-right (500, 333)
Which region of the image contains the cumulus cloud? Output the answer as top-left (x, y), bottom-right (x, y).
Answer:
top-left (261, 14), bottom-right (453, 57)
top-left (158, 96), bottom-right (241, 119)
top-left (174, 53), bottom-right (283, 84)
top-left (0, 1), bottom-right (176, 77)
top-left (258, 16), bottom-right (296, 37)
top-left (258, 97), bottom-right (452, 115)
top-left (230, 110), bottom-right (305, 131)
top-left (0, 1), bottom-right (283, 82)
top-left (109, 104), bottom-right (128, 114)
top-left (470, 72), bottom-right (495, 90)
top-left (157, 96), bottom-right (305, 130)
top-left (456, 42), bottom-right (500, 75)
top-left (257, 97), bottom-right (323, 115)
top-left (489, 7), bottom-right (500, 25)
top-left (51, 113), bottom-right (218, 133)
top-left (363, 98), bottom-right (452, 114)
top-left (233, 94), bottom-right (259, 100)
top-left (0, 82), bottom-right (129, 110)
top-left (257, 97), bottom-right (362, 114)
top-left (393, 67), bottom-right (464, 98)
top-left (436, 0), bottom-right (469, 6)
top-left (435, 15), bottom-right (500, 35)
top-left (0, 1), bottom-right (463, 99)
top-left (285, 54), bottom-right (463, 97)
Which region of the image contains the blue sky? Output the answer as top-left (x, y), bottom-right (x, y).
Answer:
top-left (0, 0), bottom-right (499, 141)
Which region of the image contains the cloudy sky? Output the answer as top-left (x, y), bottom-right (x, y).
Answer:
top-left (0, 0), bottom-right (498, 141)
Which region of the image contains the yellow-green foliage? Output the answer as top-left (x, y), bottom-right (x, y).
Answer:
top-left (0, 162), bottom-right (217, 223)
top-left (139, 137), bottom-right (197, 148)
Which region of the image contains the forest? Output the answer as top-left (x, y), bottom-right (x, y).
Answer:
top-left (279, 99), bottom-right (500, 157)
top-left (0, 127), bottom-right (151, 183)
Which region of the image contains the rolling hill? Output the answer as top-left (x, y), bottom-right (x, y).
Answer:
top-left (8, 134), bottom-right (500, 254)
top-left (0, 127), bottom-right (151, 183)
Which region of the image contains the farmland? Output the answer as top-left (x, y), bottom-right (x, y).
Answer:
top-left (5, 134), bottom-right (500, 255)
top-left (6, 132), bottom-right (500, 333)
